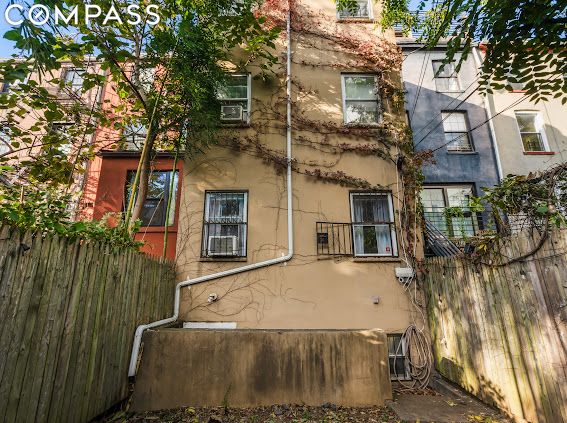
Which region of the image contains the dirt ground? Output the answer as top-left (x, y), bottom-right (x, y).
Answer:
top-left (101, 404), bottom-right (399, 423)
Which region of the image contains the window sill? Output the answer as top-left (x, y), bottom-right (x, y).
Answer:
top-left (336, 18), bottom-right (374, 23)
top-left (220, 123), bottom-right (251, 128)
top-left (200, 257), bottom-right (248, 262)
top-left (139, 226), bottom-right (177, 233)
top-left (523, 151), bottom-right (555, 156)
top-left (353, 257), bottom-right (402, 263)
top-left (343, 122), bottom-right (381, 128)
top-left (446, 151), bottom-right (478, 155)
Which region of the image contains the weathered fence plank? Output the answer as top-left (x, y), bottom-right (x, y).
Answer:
top-left (425, 229), bottom-right (567, 423)
top-left (0, 226), bottom-right (176, 423)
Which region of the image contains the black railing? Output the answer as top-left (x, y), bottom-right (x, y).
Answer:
top-left (316, 222), bottom-right (354, 256)
top-left (201, 221), bottom-right (247, 257)
top-left (316, 221), bottom-right (398, 257)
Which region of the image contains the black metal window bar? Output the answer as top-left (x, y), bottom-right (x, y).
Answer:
top-left (316, 221), bottom-right (398, 257)
top-left (202, 191), bottom-right (247, 257)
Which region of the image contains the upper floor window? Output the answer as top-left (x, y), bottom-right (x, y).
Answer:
top-left (341, 74), bottom-right (380, 125)
top-left (350, 192), bottom-right (397, 257)
top-left (432, 61), bottom-right (460, 92)
top-left (515, 112), bottom-right (548, 152)
top-left (202, 191), bottom-right (248, 257)
top-left (0, 123), bottom-right (11, 155)
top-left (63, 68), bottom-right (84, 94)
top-left (442, 111), bottom-right (473, 152)
top-left (50, 122), bottom-right (73, 154)
top-left (337, 0), bottom-right (373, 20)
top-left (218, 74), bottom-right (251, 124)
top-left (123, 122), bottom-right (147, 150)
top-left (125, 170), bottom-right (179, 227)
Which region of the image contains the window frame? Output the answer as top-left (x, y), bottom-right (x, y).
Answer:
top-left (349, 191), bottom-right (398, 258)
top-left (432, 60), bottom-right (461, 93)
top-left (441, 111), bottom-right (474, 152)
top-left (218, 73), bottom-right (252, 124)
top-left (514, 111), bottom-right (549, 153)
top-left (336, 0), bottom-right (373, 20)
top-left (62, 67), bottom-right (85, 94)
top-left (124, 169), bottom-right (179, 228)
top-left (202, 190), bottom-right (249, 258)
top-left (341, 73), bottom-right (381, 126)
top-left (387, 334), bottom-right (411, 381)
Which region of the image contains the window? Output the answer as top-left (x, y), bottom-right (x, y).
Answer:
top-left (350, 192), bottom-right (397, 257)
top-left (337, 0), bottom-right (372, 19)
top-left (50, 122), bottom-right (73, 154)
top-left (123, 122), bottom-right (147, 150)
top-left (1, 82), bottom-right (10, 94)
top-left (63, 68), bottom-right (84, 94)
top-left (218, 74), bottom-right (251, 124)
top-left (342, 74), bottom-right (380, 125)
top-left (0, 124), bottom-right (10, 155)
top-left (442, 112), bottom-right (472, 152)
top-left (432, 61), bottom-right (460, 92)
top-left (138, 67), bottom-right (155, 92)
top-left (388, 334), bottom-right (410, 380)
top-left (515, 112), bottom-right (547, 152)
top-left (125, 170), bottom-right (179, 227)
top-left (220, 0), bottom-right (245, 16)
top-left (421, 186), bottom-right (478, 238)
top-left (202, 191), bottom-right (248, 257)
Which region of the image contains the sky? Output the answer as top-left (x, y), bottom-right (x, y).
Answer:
top-left (0, 0), bottom-right (426, 57)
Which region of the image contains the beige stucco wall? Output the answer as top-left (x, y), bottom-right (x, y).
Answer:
top-left (484, 57), bottom-right (567, 176)
top-left (131, 328), bottom-right (393, 410)
top-left (175, 0), bottom-right (418, 332)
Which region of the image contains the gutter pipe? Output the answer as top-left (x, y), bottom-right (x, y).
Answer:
top-left (128, 8), bottom-right (294, 378)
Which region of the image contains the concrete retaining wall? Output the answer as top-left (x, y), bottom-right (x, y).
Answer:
top-left (131, 329), bottom-right (392, 411)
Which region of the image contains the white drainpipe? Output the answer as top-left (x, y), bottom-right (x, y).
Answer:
top-left (472, 46), bottom-right (503, 181)
top-left (128, 9), bottom-right (294, 378)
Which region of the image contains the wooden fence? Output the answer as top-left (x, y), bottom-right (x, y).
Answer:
top-left (0, 226), bottom-right (177, 423)
top-left (424, 229), bottom-right (567, 423)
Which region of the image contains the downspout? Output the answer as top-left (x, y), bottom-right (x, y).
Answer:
top-left (128, 8), bottom-right (294, 378)
top-left (472, 46), bottom-right (503, 181)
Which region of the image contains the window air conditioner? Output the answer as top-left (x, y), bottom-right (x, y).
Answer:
top-left (208, 235), bottom-right (238, 256)
top-left (220, 105), bottom-right (244, 122)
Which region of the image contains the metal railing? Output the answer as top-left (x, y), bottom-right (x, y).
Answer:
top-left (201, 221), bottom-right (247, 257)
top-left (316, 221), bottom-right (398, 257)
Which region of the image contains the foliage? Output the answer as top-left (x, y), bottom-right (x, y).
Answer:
top-left (1, 0), bottom-right (281, 240)
top-left (381, 0), bottom-right (567, 103)
top-left (0, 181), bottom-right (142, 250)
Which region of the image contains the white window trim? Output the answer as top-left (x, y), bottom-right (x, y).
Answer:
top-left (432, 60), bottom-right (461, 93)
top-left (336, 0), bottom-right (374, 20)
top-left (219, 73), bottom-right (252, 124)
top-left (442, 111), bottom-right (474, 152)
top-left (203, 191), bottom-right (248, 257)
top-left (349, 192), bottom-right (398, 257)
top-left (514, 111), bottom-right (550, 153)
top-left (341, 73), bottom-right (380, 125)
top-left (388, 334), bottom-right (411, 380)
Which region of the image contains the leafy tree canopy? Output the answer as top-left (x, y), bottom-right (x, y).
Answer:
top-left (340, 0), bottom-right (567, 103)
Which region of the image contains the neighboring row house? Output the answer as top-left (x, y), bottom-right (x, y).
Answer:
top-left (396, 24), bottom-right (567, 254)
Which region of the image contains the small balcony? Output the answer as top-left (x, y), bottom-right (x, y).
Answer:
top-left (316, 221), bottom-right (398, 257)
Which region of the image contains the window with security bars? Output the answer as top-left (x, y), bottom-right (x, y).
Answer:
top-left (342, 74), bottom-right (380, 125)
top-left (432, 61), bottom-right (460, 92)
top-left (63, 68), bottom-right (84, 94)
top-left (218, 74), bottom-right (250, 124)
top-left (442, 112), bottom-right (472, 152)
top-left (350, 192), bottom-right (397, 257)
top-left (515, 112), bottom-right (547, 152)
top-left (337, 0), bottom-right (372, 19)
top-left (202, 191), bottom-right (248, 257)
top-left (125, 170), bottom-right (178, 227)
top-left (388, 334), bottom-right (410, 380)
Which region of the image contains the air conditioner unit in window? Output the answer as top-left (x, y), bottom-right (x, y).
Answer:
top-left (220, 105), bottom-right (243, 122)
top-left (208, 235), bottom-right (239, 256)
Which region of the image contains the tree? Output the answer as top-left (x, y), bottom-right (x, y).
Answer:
top-left (379, 0), bottom-right (567, 103)
top-left (1, 0), bottom-right (280, 238)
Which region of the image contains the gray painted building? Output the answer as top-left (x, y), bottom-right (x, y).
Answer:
top-left (397, 39), bottom-right (501, 243)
